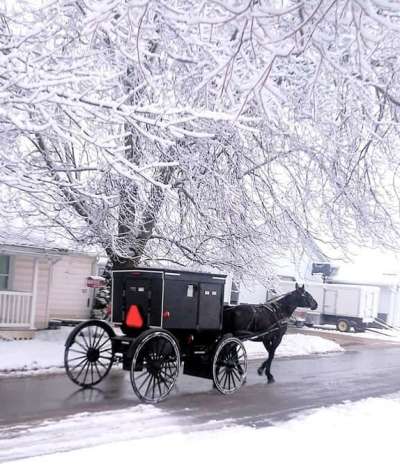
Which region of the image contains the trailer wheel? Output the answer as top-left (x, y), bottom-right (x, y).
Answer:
top-left (130, 329), bottom-right (180, 403)
top-left (336, 319), bottom-right (350, 333)
top-left (213, 336), bottom-right (247, 395)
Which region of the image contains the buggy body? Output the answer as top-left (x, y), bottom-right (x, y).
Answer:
top-left (64, 268), bottom-right (248, 403)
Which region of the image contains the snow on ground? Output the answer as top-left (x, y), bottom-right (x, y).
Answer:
top-left (0, 327), bottom-right (72, 376)
top-left (2, 393), bottom-right (400, 474)
top-left (244, 333), bottom-right (343, 358)
top-left (0, 327), bottom-right (343, 377)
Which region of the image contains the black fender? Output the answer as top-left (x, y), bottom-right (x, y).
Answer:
top-left (126, 328), bottom-right (179, 359)
top-left (65, 319), bottom-right (116, 347)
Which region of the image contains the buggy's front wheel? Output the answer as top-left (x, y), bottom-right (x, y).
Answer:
top-left (213, 336), bottom-right (247, 395)
top-left (130, 330), bottom-right (180, 403)
top-left (64, 320), bottom-right (115, 387)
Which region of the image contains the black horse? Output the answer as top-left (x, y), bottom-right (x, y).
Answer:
top-left (223, 284), bottom-right (318, 383)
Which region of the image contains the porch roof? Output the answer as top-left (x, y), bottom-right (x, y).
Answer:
top-left (0, 228), bottom-right (99, 258)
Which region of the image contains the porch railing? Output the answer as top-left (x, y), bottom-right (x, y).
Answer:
top-left (0, 291), bottom-right (33, 328)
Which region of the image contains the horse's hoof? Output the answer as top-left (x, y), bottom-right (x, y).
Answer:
top-left (267, 378), bottom-right (275, 384)
top-left (257, 368), bottom-right (263, 376)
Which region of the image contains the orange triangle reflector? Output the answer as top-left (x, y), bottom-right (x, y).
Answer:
top-left (125, 305), bottom-right (144, 328)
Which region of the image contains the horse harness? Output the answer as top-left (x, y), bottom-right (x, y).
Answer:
top-left (242, 302), bottom-right (289, 341)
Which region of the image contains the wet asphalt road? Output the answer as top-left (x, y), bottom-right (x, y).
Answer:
top-left (2, 343), bottom-right (400, 429)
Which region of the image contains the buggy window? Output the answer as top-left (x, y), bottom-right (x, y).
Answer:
top-left (187, 285), bottom-right (194, 297)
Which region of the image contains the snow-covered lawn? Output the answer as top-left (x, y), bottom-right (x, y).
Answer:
top-left (2, 394), bottom-right (399, 474)
top-left (0, 327), bottom-right (72, 377)
top-left (245, 333), bottom-right (342, 358)
top-left (0, 326), bottom-right (343, 377)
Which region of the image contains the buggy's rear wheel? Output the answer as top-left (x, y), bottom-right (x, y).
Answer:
top-left (213, 336), bottom-right (247, 395)
top-left (130, 330), bottom-right (180, 403)
top-left (64, 320), bottom-right (115, 387)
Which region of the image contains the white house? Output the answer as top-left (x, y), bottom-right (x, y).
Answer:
top-left (0, 230), bottom-right (99, 337)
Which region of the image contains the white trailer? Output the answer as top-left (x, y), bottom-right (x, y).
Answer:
top-left (277, 281), bottom-right (380, 332)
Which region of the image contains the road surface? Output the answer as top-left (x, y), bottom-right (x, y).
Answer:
top-left (1, 342), bottom-right (400, 462)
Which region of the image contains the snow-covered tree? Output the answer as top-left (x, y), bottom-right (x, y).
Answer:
top-left (2, 1), bottom-right (400, 280)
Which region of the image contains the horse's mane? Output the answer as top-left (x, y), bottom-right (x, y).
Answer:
top-left (266, 290), bottom-right (293, 305)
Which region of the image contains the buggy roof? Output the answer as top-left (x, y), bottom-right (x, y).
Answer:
top-left (112, 267), bottom-right (227, 279)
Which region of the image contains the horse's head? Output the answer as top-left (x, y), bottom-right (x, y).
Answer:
top-left (292, 283), bottom-right (318, 310)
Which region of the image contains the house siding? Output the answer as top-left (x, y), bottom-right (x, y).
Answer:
top-left (12, 256), bottom-right (51, 329)
top-left (48, 255), bottom-right (95, 320)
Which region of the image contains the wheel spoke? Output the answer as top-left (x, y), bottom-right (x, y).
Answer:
top-left (67, 355), bottom-right (87, 363)
top-left (73, 339), bottom-right (89, 353)
top-left (217, 369), bottom-right (226, 386)
top-left (93, 361), bottom-right (103, 380)
top-left (152, 376), bottom-right (156, 400)
top-left (69, 348), bottom-right (87, 355)
top-left (82, 360), bottom-right (91, 385)
top-left (163, 361), bottom-right (175, 377)
top-left (87, 326), bottom-right (93, 347)
top-left (231, 367), bottom-right (241, 382)
top-left (75, 359), bottom-right (89, 382)
top-left (144, 375), bottom-right (155, 397)
top-left (138, 372), bottom-right (152, 391)
top-left (92, 328), bottom-right (105, 349)
top-left (135, 369), bottom-right (150, 380)
top-left (222, 371), bottom-right (229, 388)
top-left (229, 371), bottom-right (234, 390)
top-left (99, 348), bottom-right (112, 355)
top-left (159, 368), bottom-right (174, 385)
top-left (90, 362), bottom-right (94, 385)
top-left (92, 326), bottom-right (99, 347)
top-left (216, 367), bottom-right (225, 384)
top-left (80, 331), bottom-right (91, 350)
top-left (96, 338), bottom-right (111, 351)
top-left (155, 376), bottom-right (164, 396)
top-left (96, 359), bottom-right (109, 370)
top-left (69, 357), bottom-right (88, 373)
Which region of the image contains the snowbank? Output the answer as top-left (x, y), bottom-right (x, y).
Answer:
top-left (0, 327), bottom-right (342, 377)
top-left (0, 327), bottom-right (71, 376)
top-left (2, 394), bottom-right (400, 474)
top-left (245, 333), bottom-right (343, 358)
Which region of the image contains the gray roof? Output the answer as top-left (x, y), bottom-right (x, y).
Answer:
top-left (0, 227), bottom-right (98, 257)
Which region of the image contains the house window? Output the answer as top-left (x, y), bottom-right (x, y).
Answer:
top-left (0, 255), bottom-right (10, 290)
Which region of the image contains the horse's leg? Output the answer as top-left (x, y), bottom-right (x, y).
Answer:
top-left (264, 342), bottom-right (277, 384)
top-left (264, 333), bottom-right (285, 383)
top-left (257, 338), bottom-right (276, 383)
top-left (257, 359), bottom-right (267, 376)
top-left (257, 338), bottom-right (271, 376)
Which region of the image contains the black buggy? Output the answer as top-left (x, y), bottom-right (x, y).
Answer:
top-left (64, 268), bottom-right (247, 403)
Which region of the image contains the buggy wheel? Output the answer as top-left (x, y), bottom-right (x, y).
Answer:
top-left (64, 320), bottom-right (115, 387)
top-left (130, 330), bottom-right (180, 403)
top-left (213, 336), bottom-right (247, 395)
